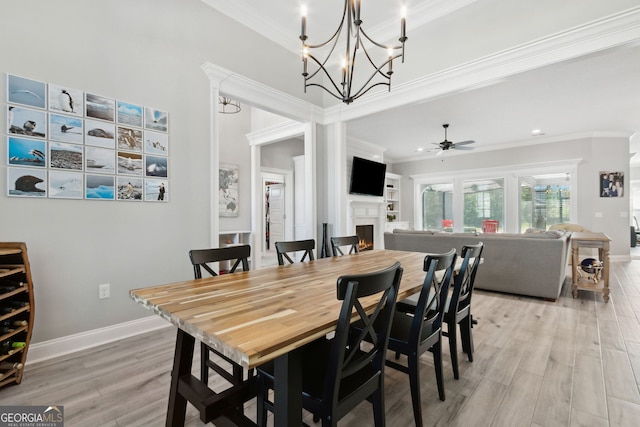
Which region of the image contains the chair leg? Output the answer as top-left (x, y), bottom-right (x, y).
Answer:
top-left (460, 315), bottom-right (474, 362)
top-left (256, 375), bottom-right (268, 427)
top-left (432, 341), bottom-right (445, 402)
top-left (370, 387), bottom-right (386, 427)
top-left (447, 321), bottom-right (460, 380)
top-left (407, 353), bottom-right (424, 427)
top-left (200, 343), bottom-right (209, 385)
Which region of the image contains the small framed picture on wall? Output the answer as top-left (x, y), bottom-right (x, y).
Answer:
top-left (600, 171), bottom-right (624, 197)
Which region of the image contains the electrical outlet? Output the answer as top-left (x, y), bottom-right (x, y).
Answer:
top-left (99, 283), bottom-right (110, 299)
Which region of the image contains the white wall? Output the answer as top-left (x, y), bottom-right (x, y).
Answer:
top-left (392, 136), bottom-right (631, 257)
top-left (0, 0), bottom-right (302, 343)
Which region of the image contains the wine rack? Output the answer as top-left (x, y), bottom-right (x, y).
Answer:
top-left (0, 242), bottom-right (35, 388)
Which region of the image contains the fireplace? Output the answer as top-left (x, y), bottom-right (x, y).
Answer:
top-left (356, 224), bottom-right (374, 251)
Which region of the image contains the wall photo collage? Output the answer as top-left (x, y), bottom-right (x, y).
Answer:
top-left (6, 74), bottom-right (169, 202)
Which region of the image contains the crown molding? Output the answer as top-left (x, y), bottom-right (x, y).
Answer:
top-left (246, 120), bottom-right (306, 146)
top-left (324, 5), bottom-right (640, 124)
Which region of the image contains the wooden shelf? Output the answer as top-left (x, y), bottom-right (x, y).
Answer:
top-left (0, 242), bottom-right (35, 388)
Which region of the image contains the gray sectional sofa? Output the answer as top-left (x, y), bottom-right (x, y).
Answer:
top-left (384, 229), bottom-right (572, 300)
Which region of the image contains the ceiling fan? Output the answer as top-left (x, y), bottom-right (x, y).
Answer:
top-left (432, 124), bottom-right (475, 155)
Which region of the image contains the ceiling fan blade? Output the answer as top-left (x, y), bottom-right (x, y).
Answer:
top-left (454, 140), bottom-right (475, 146)
top-left (453, 145), bottom-right (474, 150)
top-left (436, 149), bottom-right (444, 156)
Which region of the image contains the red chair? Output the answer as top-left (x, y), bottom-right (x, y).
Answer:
top-left (442, 219), bottom-right (453, 229)
top-left (481, 220), bottom-right (499, 233)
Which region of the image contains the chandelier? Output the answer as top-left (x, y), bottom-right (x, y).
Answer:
top-left (300, 1), bottom-right (407, 104)
top-left (218, 97), bottom-right (241, 114)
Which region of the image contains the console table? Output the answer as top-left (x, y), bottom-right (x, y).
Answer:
top-left (570, 232), bottom-right (611, 302)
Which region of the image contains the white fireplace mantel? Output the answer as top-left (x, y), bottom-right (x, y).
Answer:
top-left (347, 196), bottom-right (385, 250)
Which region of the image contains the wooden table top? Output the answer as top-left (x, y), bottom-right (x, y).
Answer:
top-left (130, 249), bottom-right (433, 369)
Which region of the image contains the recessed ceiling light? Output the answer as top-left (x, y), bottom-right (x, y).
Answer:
top-left (416, 147), bottom-right (425, 152)
top-left (531, 129), bottom-right (545, 136)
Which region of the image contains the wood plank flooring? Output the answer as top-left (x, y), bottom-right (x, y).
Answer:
top-left (1, 260), bottom-right (640, 426)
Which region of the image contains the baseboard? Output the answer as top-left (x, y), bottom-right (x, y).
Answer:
top-left (26, 316), bottom-right (172, 365)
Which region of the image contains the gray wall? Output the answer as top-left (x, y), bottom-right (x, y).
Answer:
top-left (0, 0), bottom-right (302, 343)
top-left (391, 137), bottom-right (631, 256)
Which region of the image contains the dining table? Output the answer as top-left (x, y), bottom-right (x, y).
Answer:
top-left (129, 249), bottom-right (443, 426)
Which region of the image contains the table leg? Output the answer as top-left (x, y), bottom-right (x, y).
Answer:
top-left (167, 328), bottom-right (195, 427)
top-left (273, 348), bottom-right (303, 426)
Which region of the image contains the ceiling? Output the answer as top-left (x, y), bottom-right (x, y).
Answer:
top-left (203, 0), bottom-right (640, 164)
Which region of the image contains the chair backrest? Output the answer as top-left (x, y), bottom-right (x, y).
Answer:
top-left (330, 235), bottom-right (360, 256)
top-left (482, 219), bottom-right (499, 233)
top-left (635, 216), bottom-right (639, 231)
top-left (275, 239), bottom-right (315, 265)
top-left (323, 262), bottom-right (403, 408)
top-left (447, 243), bottom-right (484, 318)
top-left (410, 249), bottom-right (457, 343)
top-left (189, 245), bottom-right (251, 279)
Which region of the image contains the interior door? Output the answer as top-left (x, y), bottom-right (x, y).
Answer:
top-left (268, 183), bottom-right (285, 250)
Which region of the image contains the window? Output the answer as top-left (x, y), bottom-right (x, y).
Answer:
top-left (519, 174), bottom-right (571, 232)
top-left (463, 179), bottom-right (504, 232)
top-left (421, 183), bottom-right (453, 230)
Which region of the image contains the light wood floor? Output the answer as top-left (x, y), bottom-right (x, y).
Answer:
top-left (2, 261), bottom-right (640, 426)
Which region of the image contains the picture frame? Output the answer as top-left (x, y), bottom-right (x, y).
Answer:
top-left (219, 163), bottom-right (239, 217)
top-left (144, 107), bottom-right (168, 132)
top-left (7, 167), bottom-right (47, 197)
top-left (8, 106), bottom-right (47, 139)
top-left (85, 92), bottom-right (115, 122)
top-left (85, 146), bottom-right (116, 174)
top-left (49, 141), bottom-right (83, 171)
top-left (8, 136), bottom-right (46, 168)
top-left (48, 170), bottom-right (83, 199)
top-left (7, 74), bottom-right (46, 109)
top-left (600, 171), bottom-right (624, 198)
top-left (145, 178), bottom-right (168, 202)
top-left (48, 84), bottom-right (83, 116)
top-left (117, 151), bottom-right (143, 176)
top-left (117, 177), bottom-right (143, 201)
top-left (85, 174), bottom-right (115, 200)
top-left (117, 100), bottom-right (143, 128)
top-left (49, 113), bottom-right (83, 144)
top-left (144, 130), bottom-right (169, 155)
top-left (85, 119), bottom-right (116, 148)
top-left (145, 154), bottom-right (168, 178)
top-left (117, 126), bottom-right (143, 152)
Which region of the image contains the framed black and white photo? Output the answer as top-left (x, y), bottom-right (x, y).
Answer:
top-left (48, 170), bottom-right (83, 199)
top-left (49, 113), bottom-right (83, 144)
top-left (7, 167), bottom-right (47, 197)
top-left (7, 74), bottom-right (46, 109)
top-left (117, 100), bottom-right (143, 127)
top-left (8, 106), bottom-right (47, 138)
top-left (144, 107), bottom-right (168, 132)
top-left (48, 84), bottom-right (83, 116)
top-left (85, 174), bottom-right (115, 200)
top-left (219, 163), bottom-right (239, 217)
top-left (85, 93), bottom-right (115, 122)
top-left (600, 171), bottom-right (624, 197)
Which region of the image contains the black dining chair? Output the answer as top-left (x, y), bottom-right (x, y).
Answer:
top-left (385, 249), bottom-right (457, 427)
top-left (330, 235), bottom-right (360, 256)
top-left (188, 245), bottom-right (251, 387)
top-left (443, 242), bottom-right (483, 379)
top-left (256, 261), bottom-right (403, 427)
top-left (274, 239), bottom-right (315, 265)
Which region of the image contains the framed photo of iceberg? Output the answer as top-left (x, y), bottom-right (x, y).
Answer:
top-left (117, 100), bottom-right (143, 128)
top-left (7, 167), bottom-right (47, 197)
top-left (49, 170), bottom-right (83, 199)
top-left (85, 92), bottom-right (115, 122)
top-left (85, 174), bottom-right (115, 200)
top-left (219, 163), bottom-right (239, 217)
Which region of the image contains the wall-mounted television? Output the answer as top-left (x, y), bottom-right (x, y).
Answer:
top-left (349, 156), bottom-right (387, 197)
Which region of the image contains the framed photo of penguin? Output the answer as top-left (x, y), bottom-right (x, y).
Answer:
top-left (144, 130), bottom-right (168, 155)
top-left (49, 84), bottom-right (83, 117)
top-left (145, 179), bottom-right (168, 202)
top-left (8, 106), bottom-right (47, 139)
top-left (7, 74), bottom-right (47, 110)
top-left (7, 167), bottom-right (47, 197)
